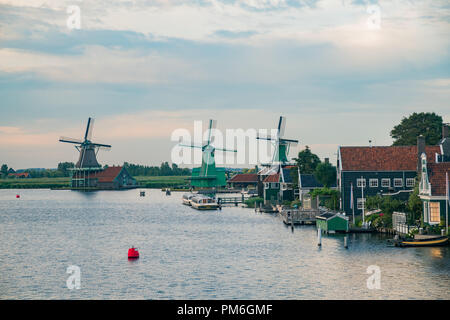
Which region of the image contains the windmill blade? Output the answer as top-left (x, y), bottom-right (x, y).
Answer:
top-left (256, 135), bottom-right (276, 141)
top-left (278, 116), bottom-right (286, 138)
top-left (280, 138), bottom-right (299, 144)
top-left (91, 142), bottom-right (112, 148)
top-left (206, 119), bottom-right (217, 145)
top-left (59, 136), bottom-right (82, 144)
top-left (215, 147), bottom-right (237, 153)
top-left (84, 117), bottom-right (95, 141)
top-left (179, 143), bottom-right (203, 149)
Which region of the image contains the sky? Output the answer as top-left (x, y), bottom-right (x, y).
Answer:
top-left (0, 0), bottom-right (449, 169)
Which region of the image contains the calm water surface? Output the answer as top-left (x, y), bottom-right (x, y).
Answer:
top-left (0, 189), bottom-right (449, 299)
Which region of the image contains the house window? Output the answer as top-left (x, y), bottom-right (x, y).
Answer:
top-left (281, 183), bottom-right (288, 191)
top-left (381, 178), bottom-right (390, 188)
top-left (406, 178), bottom-right (415, 187)
top-left (271, 183), bottom-right (279, 189)
top-left (394, 178), bottom-right (403, 187)
top-left (264, 183), bottom-right (269, 189)
top-left (357, 178), bottom-right (366, 188)
top-left (430, 202), bottom-right (440, 224)
top-left (369, 179), bottom-right (378, 188)
top-left (357, 198), bottom-right (366, 210)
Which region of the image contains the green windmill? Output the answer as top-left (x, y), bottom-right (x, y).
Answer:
top-left (257, 116), bottom-right (299, 177)
top-left (179, 119), bottom-right (237, 189)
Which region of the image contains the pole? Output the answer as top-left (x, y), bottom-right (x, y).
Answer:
top-left (317, 228), bottom-right (322, 246)
top-left (446, 172), bottom-right (448, 235)
top-left (351, 183), bottom-right (355, 225)
top-left (361, 176), bottom-right (365, 227)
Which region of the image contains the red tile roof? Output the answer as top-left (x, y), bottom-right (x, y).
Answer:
top-left (427, 162), bottom-right (450, 196)
top-left (228, 173), bottom-right (258, 183)
top-left (339, 146), bottom-right (441, 171)
top-left (8, 172), bottom-right (29, 178)
top-left (88, 166), bottom-right (123, 183)
top-left (263, 173), bottom-right (280, 183)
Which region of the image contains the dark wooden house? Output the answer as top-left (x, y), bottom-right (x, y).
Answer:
top-left (71, 166), bottom-right (137, 190)
top-left (337, 141), bottom-right (441, 216)
top-left (227, 173), bottom-right (258, 189)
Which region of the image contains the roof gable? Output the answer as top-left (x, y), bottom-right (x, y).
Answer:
top-left (88, 166), bottom-right (123, 182)
top-left (339, 146), bottom-right (441, 171)
top-left (427, 162), bottom-right (450, 196)
top-left (228, 173), bottom-right (258, 183)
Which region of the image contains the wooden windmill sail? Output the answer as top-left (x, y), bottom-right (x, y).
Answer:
top-left (59, 117), bottom-right (111, 168)
top-left (257, 116), bottom-right (299, 182)
top-left (179, 119), bottom-right (237, 189)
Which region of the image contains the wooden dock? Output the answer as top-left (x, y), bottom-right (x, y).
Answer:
top-left (280, 209), bottom-right (318, 225)
top-left (217, 195), bottom-right (252, 206)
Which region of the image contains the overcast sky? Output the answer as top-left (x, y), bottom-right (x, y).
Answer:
top-left (0, 0), bottom-right (449, 169)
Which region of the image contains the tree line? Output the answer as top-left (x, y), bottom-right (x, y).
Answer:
top-left (0, 162), bottom-right (191, 178)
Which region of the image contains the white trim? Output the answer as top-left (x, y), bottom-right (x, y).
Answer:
top-left (406, 178), bottom-right (415, 188)
top-left (381, 178), bottom-right (390, 188)
top-left (369, 179), bottom-right (378, 188)
top-left (357, 178), bottom-right (366, 188)
top-left (394, 178), bottom-right (403, 187)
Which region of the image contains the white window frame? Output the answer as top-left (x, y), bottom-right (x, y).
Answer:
top-left (369, 179), bottom-right (378, 188)
top-left (394, 178), bottom-right (403, 187)
top-left (429, 202), bottom-right (441, 224)
top-left (271, 182), bottom-right (279, 189)
top-left (381, 178), bottom-right (390, 188)
top-left (357, 198), bottom-right (366, 210)
top-left (264, 183), bottom-right (269, 189)
top-left (357, 178), bottom-right (366, 188)
top-left (281, 183), bottom-right (288, 191)
top-left (406, 178), bottom-right (415, 188)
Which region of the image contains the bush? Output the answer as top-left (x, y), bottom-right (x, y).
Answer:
top-left (244, 197), bottom-right (264, 208)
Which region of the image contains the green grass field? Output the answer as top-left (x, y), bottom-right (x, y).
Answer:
top-left (0, 176), bottom-right (190, 189)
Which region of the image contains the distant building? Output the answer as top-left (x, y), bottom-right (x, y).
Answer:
top-left (261, 166), bottom-right (296, 204)
top-left (8, 172), bottom-right (30, 178)
top-left (71, 166), bottom-right (137, 190)
top-left (418, 124), bottom-right (450, 226)
top-left (337, 141), bottom-right (441, 216)
top-left (227, 173), bottom-right (258, 189)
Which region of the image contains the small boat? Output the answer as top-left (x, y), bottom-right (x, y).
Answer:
top-left (139, 191), bottom-right (145, 197)
top-left (128, 247), bottom-right (140, 259)
top-left (389, 235), bottom-right (449, 247)
top-left (166, 188), bottom-right (171, 196)
top-left (182, 193), bottom-right (195, 206)
top-left (190, 195), bottom-right (219, 210)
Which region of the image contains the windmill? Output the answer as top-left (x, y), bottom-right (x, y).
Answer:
top-left (59, 117), bottom-right (111, 168)
top-left (257, 116), bottom-right (298, 179)
top-left (257, 116), bottom-right (299, 202)
top-left (179, 119), bottom-right (237, 189)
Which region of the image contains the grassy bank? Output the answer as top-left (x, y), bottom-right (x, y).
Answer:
top-left (0, 176), bottom-right (190, 189)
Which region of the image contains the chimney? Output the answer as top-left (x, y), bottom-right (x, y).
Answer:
top-left (443, 124), bottom-right (449, 140)
top-left (417, 135), bottom-right (426, 174)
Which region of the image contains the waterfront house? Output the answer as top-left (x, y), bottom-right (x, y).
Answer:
top-left (71, 165), bottom-right (137, 190)
top-left (316, 212), bottom-right (349, 233)
top-left (261, 166), bottom-right (296, 204)
top-left (227, 173), bottom-right (258, 189)
top-left (337, 140), bottom-right (441, 216)
top-left (418, 125), bottom-right (450, 227)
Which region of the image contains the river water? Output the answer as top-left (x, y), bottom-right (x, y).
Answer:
top-left (0, 189), bottom-right (449, 299)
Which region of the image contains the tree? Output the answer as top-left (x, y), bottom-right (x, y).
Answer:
top-left (390, 112), bottom-right (443, 146)
top-left (314, 162), bottom-right (336, 188)
top-left (1, 164), bottom-right (7, 177)
top-left (294, 146), bottom-right (321, 174)
top-left (407, 183), bottom-right (422, 226)
top-left (57, 162), bottom-right (75, 177)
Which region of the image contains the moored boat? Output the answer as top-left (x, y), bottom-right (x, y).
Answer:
top-left (182, 193), bottom-right (195, 206)
top-left (389, 235), bottom-right (449, 247)
top-left (190, 195), bottom-right (219, 210)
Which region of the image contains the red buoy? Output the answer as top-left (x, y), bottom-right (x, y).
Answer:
top-left (16, 194), bottom-right (20, 198)
top-left (128, 247), bottom-right (139, 259)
